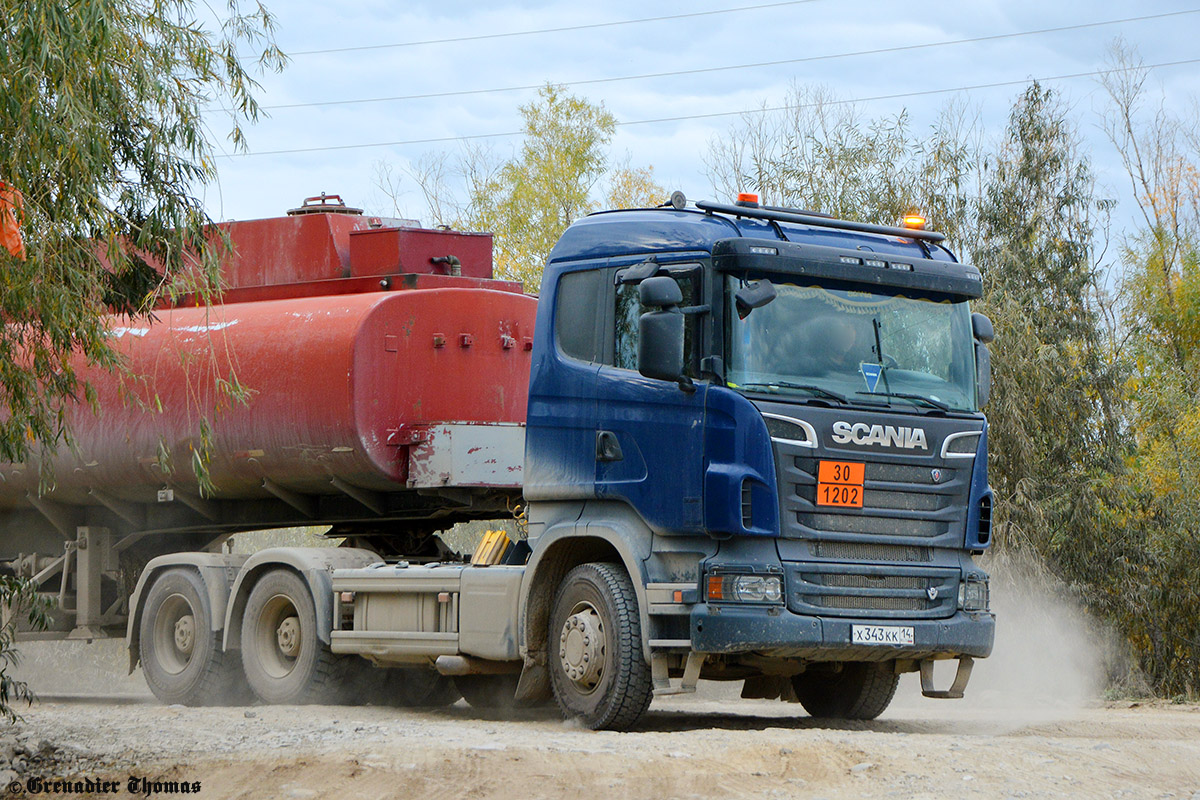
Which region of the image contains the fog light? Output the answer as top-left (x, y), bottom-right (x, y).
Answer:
top-left (958, 576), bottom-right (989, 612)
top-left (707, 574), bottom-right (783, 604)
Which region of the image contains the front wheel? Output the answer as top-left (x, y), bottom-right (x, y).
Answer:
top-left (240, 569), bottom-right (348, 704)
top-left (139, 568), bottom-right (249, 706)
top-left (791, 661), bottom-right (900, 720)
top-left (548, 563), bottom-right (653, 731)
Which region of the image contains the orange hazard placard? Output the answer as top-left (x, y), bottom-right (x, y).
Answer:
top-left (816, 460), bottom-right (864, 508)
top-left (0, 181), bottom-right (26, 261)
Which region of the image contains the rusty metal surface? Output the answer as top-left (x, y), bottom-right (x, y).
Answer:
top-left (0, 288), bottom-right (535, 508)
top-left (0, 210), bottom-right (536, 521)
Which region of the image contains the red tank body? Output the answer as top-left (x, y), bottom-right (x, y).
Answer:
top-left (0, 199), bottom-right (536, 553)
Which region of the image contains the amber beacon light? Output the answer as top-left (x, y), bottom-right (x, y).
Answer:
top-left (901, 212), bottom-right (927, 230)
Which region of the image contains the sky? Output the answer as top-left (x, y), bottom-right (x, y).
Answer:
top-left (206, 0), bottom-right (1200, 243)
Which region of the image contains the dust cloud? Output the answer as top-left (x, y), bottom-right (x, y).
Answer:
top-left (892, 549), bottom-right (1132, 717)
top-left (11, 638), bottom-right (150, 699)
top-left (8, 550), bottom-right (1133, 718)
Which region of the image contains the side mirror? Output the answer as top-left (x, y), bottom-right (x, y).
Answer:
top-left (975, 341), bottom-right (991, 408)
top-left (734, 279), bottom-right (776, 319)
top-left (972, 312), bottom-right (994, 344)
top-left (636, 277), bottom-right (685, 384)
top-left (638, 275), bottom-right (682, 307)
top-left (638, 309), bottom-right (685, 384)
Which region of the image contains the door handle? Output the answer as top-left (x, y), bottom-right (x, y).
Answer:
top-left (595, 430), bottom-right (623, 462)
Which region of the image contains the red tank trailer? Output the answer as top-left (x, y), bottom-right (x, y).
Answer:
top-left (0, 197), bottom-right (537, 584)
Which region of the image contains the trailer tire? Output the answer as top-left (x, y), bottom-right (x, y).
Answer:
top-left (240, 569), bottom-right (348, 705)
top-left (139, 568), bottom-right (249, 706)
top-left (548, 562), bottom-right (653, 731)
top-left (791, 661), bottom-right (900, 720)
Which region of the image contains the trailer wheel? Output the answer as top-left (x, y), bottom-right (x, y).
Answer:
top-left (548, 562), bottom-right (653, 731)
top-left (139, 568), bottom-right (249, 706)
top-left (454, 674), bottom-right (521, 710)
top-left (791, 661), bottom-right (900, 720)
top-left (240, 569), bottom-right (347, 704)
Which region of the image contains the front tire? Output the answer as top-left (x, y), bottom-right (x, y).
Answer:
top-left (240, 569), bottom-right (348, 704)
top-left (139, 568), bottom-right (249, 706)
top-left (548, 563), bottom-right (652, 731)
top-left (791, 661), bottom-right (900, 720)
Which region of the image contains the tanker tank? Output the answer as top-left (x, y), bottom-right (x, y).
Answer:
top-left (0, 197), bottom-right (537, 598)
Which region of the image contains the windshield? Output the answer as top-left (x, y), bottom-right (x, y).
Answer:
top-left (726, 278), bottom-right (977, 412)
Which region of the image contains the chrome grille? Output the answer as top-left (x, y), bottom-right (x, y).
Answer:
top-left (783, 454), bottom-right (968, 544)
top-left (805, 513), bottom-right (944, 538)
top-left (862, 490), bottom-right (942, 511)
top-left (817, 574), bottom-right (925, 590)
top-left (789, 563), bottom-right (959, 619)
top-left (814, 595), bottom-right (925, 611)
top-left (812, 541), bottom-right (933, 562)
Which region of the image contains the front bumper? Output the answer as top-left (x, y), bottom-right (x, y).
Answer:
top-left (689, 603), bottom-right (994, 661)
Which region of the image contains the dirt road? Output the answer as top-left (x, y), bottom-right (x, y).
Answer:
top-left (10, 689), bottom-right (1200, 800)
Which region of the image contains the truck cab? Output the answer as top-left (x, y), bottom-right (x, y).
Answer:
top-left (516, 196), bottom-right (995, 727)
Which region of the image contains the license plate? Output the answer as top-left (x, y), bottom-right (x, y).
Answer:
top-left (852, 625), bottom-right (914, 646)
top-left (817, 460), bottom-right (864, 508)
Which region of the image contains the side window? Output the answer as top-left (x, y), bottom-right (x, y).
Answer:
top-left (613, 271), bottom-right (698, 375)
top-left (555, 269), bottom-right (607, 363)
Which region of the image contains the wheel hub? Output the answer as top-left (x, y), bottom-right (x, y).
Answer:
top-left (173, 614), bottom-right (195, 656)
top-left (276, 616), bottom-right (301, 658)
top-left (558, 608), bottom-right (604, 688)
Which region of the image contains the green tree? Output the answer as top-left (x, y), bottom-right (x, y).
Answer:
top-left (704, 85), bottom-right (982, 247)
top-left (0, 577), bottom-right (50, 722)
top-left (384, 85), bottom-right (659, 292)
top-left (1098, 43), bottom-right (1200, 695)
top-left (0, 0), bottom-right (281, 718)
top-left (972, 83), bottom-right (1125, 564)
top-left (0, 0), bottom-right (282, 480)
top-left (604, 159), bottom-right (666, 210)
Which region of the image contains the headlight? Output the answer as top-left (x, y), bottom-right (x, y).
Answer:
top-left (707, 573), bottom-right (784, 604)
top-left (958, 576), bottom-right (990, 612)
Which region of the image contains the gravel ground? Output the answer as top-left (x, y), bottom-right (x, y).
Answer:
top-left (5, 687), bottom-right (1199, 800)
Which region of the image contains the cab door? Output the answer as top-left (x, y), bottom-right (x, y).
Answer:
top-left (593, 266), bottom-right (707, 533)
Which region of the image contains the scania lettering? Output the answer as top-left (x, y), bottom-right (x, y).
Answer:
top-left (831, 421), bottom-right (929, 450)
top-left (1, 191), bottom-right (995, 730)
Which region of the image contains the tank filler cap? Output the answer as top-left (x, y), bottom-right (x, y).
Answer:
top-left (287, 192), bottom-right (364, 216)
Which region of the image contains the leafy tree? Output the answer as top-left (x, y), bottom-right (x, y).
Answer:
top-left (0, 0), bottom-right (282, 717)
top-left (972, 83), bottom-right (1125, 564)
top-left (0, 577), bottom-right (50, 722)
top-left (0, 0), bottom-right (283, 481)
top-left (1098, 43), bottom-right (1200, 695)
top-left (704, 85), bottom-right (982, 247)
top-left (381, 85), bottom-right (662, 292)
top-left (603, 159), bottom-right (666, 210)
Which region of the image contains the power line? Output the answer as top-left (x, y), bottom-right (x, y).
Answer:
top-left (287, 0), bottom-right (820, 57)
top-left (261, 8), bottom-right (1200, 112)
top-left (219, 58), bottom-right (1200, 159)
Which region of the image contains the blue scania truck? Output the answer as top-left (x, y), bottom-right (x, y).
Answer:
top-left (317, 192), bottom-right (995, 730)
top-left (49, 192), bottom-right (993, 731)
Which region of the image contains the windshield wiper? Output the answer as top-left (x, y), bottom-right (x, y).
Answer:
top-left (856, 390), bottom-right (950, 412)
top-left (739, 382), bottom-right (849, 403)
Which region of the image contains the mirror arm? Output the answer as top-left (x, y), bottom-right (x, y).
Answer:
top-left (615, 257), bottom-right (659, 285)
top-left (678, 304), bottom-right (710, 315)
